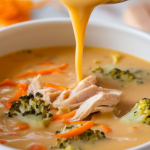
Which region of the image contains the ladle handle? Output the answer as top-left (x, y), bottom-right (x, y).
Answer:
top-left (105, 0), bottom-right (128, 4)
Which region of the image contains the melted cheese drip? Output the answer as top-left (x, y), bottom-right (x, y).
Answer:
top-left (59, 0), bottom-right (112, 81)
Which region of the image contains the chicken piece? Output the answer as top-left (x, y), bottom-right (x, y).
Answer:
top-left (27, 75), bottom-right (43, 95)
top-left (71, 90), bottom-right (121, 121)
top-left (37, 88), bottom-right (61, 105)
top-left (53, 76), bottom-right (97, 108)
top-left (59, 102), bottom-right (84, 112)
top-left (72, 75), bottom-right (97, 94)
top-left (55, 86), bottom-right (121, 110)
top-left (27, 75), bottom-right (62, 105)
top-left (61, 85), bottom-right (100, 106)
top-left (52, 90), bottom-right (71, 108)
top-left (98, 89), bottom-right (122, 106)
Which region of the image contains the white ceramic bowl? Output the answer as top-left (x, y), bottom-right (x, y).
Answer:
top-left (0, 18), bottom-right (150, 150)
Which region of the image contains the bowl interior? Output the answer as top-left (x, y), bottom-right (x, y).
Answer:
top-left (0, 19), bottom-right (150, 62)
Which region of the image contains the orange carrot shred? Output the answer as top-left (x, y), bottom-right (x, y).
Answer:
top-left (18, 83), bottom-right (28, 91)
top-left (57, 63), bottom-right (68, 70)
top-left (101, 125), bottom-right (112, 133)
top-left (0, 0), bottom-right (33, 26)
top-left (132, 127), bottom-right (137, 129)
top-left (0, 0), bottom-right (61, 27)
top-left (49, 68), bottom-right (64, 74)
top-left (2, 83), bottom-right (28, 109)
top-left (0, 139), bottom-right (7, 145)
top-left (38, 68), bottom-right (64, 76)
top-left (39, 60), bottom-right (54, 65)
top-left (52, 111), bottom-right (76, 121)
top-left (44, 83), bottom-right (69, 91)
top-left (16, 63), bottom-right (67, 78)
top-left (14, 122), bottom-right (29, 131)
top-left (0, 78), bottom-right (17, 87)
top-left (28, 144), bottom-right (46, 150)
top-left (16, 71), bottom-right (38, 78)
top-left (0, 129), bottom-right (3, 132)
top-left (55, 121), bottom-right (94, 138)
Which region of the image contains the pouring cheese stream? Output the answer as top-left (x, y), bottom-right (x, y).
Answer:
top-left (59, 0), bottom-right (112, 81)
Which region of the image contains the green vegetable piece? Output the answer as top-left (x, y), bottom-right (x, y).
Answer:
top-left (92, 67), bottom-right (103, 73)
top-left (52, 125), bottom-right (105, 150)
top-left (108, 68), bottom-right (137, 80)
top-left (121, 98), bottom-right (150, 125)
top-left (6, 93), bottom-right (52, 127)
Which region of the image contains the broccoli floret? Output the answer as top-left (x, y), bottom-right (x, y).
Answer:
top-left (6, 93), bottom-right (53, 127)
top-left (108, 68), bottom-right (137, 80)
top-left (121, 98), bottom-right (150, 125)
top-left (35, 92), bottom-right (43, 99)
top-left (51, 125), bottom-right (105, 150)
top-left (92, 66), bottom-right (143, 83)
top-left (92, 67), bottom-right (103, 73)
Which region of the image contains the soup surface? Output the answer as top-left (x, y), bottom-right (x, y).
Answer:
top-left (0, 46), bottom-right (150, 150)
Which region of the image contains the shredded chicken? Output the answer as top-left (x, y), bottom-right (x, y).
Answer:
top-left (71, 90), bottom-right (121, 121)
top-left (27, 75), bottom-right (122, 120)
top-left (27, 75), bottom-right (43, 96)
top-left (37, 88), bottom-right (61, 105)
top-left (27, 75), bottom-right (62, 105)
top-left (53, 76), bottom-right (97, 108)
top-left (73, 75), bottom-right (97, 93)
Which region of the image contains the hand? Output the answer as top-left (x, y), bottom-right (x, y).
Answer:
top-left (124, 0), bottom-right (150, 32)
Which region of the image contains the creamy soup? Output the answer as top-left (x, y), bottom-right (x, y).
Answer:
top-left (0, 46), bottom-right (150, 150)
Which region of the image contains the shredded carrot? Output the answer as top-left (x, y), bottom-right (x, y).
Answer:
top-left (2, 83), bottom-right (28, 109)
top-left (0, 78), bottom-right (18, 87)
top-left (0, 139), bottom-right (7, 145)
top-left (0, 129), bottom-right (3, 132)
top-left (55, 121), bottom-right (94, 138)
top-left (10, 83), bottom-right (28, 101)
top-left (2, 101), bottom-right (12, 110)
top-left (132, 127), bottom-right (137, 129)
top-left (18, 83), bottom-right (28, 91)
top-left (0, 0), bottom-right (32, 26)
top-left (38, 68), bottom-right (64, 76)
top-left (44, 82), bottom-right (69, 91)
top-left (52, 111), bottom-right (76, 121)
top-left (28, 144), bottom-right (46, 150)
top-left (0, 0), bottom-right (59, 27)
top-left (63, 121), bottom-right (87, 125)
top-left (16, 64), bottom-right (68, 78)
top-left (16, 71), bottom-right (38, 78)
top-left (39, 60), bottom-right (54, 65)
top-left (14, 122), bottom-right (29, 131)
top-left (57, 63), bottom-right (68, 70)
top-left (101, 125), bottom-right (112, 133)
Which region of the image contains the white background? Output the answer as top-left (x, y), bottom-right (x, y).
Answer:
top-left (31, 0), bottom-right (143, 25)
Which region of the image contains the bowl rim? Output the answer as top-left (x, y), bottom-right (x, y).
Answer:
top-left (0, 17), bottom-right (150, 41)
top-left (0, 18), bottom-right (150, 150)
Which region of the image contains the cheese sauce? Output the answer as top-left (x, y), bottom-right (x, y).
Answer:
top-left (59, 0), bottom-right (112, 81)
